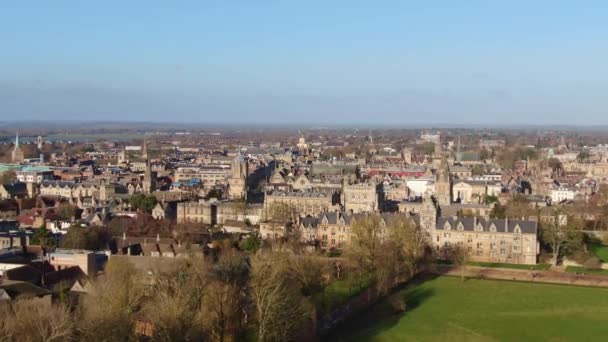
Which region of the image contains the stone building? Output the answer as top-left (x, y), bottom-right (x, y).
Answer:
top-left (420, 195), bottom-right (539, 265)
top-left (293, 194), bottom-right (540, 265)
top-left (228, 154), bottom-right (247, 200)
top-left (176, 200), bottom-right (262, 225)
top-left (342, 181), bottom-right (378, 213)
top-left (264, 191), bottom-right (334, 218)
top-left (435, 157), bottom-right (451, 207)
top-left (433, 217), bottom-right (539, 265)
top-left (297, 212), bottom-right (410, 250)
top-left (452, 180), bottom-right (501, 204)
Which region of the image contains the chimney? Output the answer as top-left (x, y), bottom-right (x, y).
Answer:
top-left (473, 216), bottom-right (477, 228)
top-left (505, 217), bottom-right (508, 232)
top-left (122, 232), bottom-right (126, 241)
top-left (156, 233), bottom-right (160, 243)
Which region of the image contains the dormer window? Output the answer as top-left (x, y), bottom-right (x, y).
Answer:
top-left (514, 225), bottom-right (521, 234)
top-left (444, 221), bottom-right (452, 230)
top-left (475, 223), bottom-right (483, 232)
top-left (489, 223), bottom-right (497, 232)
top-left (457, 222), bottom-right (464, 231)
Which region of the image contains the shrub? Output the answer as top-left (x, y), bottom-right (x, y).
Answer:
top-left (570, 250), bottom-right (591, 265)
top-left (388, 294), bottom-right (407, 314)
top-left (583, 256), bottom-right (602, 270)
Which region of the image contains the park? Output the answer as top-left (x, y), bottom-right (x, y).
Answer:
top-left (328, 276), bottom-right (608, 341)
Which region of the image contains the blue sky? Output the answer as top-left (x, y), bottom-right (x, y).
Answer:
top-left (1, 1), bottom-right (607, 125)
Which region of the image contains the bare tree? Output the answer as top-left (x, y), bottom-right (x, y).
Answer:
top-left (265, 202), bottom-right (295, 244)
top-left (389, 216), bottom-right (429, 275)
top-left (250, 252), bottom-right (308, 341)
top-left (143, 263), bottom-right (207, 341)
top-left (289, 255), bottom-right (328, 297)
top-left (450, 244), bottom-right (469, 281)
top-left (345, 214), bottom-right (384, 274)
top-left (542, 210), bottom-right (583, 266)
top-left (78, 257), bottom-right (145, 341)
top-left (0, 298), bottom-right (73, 342)
top-left (202, 280), bottom-right (242, 342)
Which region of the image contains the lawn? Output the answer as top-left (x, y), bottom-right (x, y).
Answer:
top-left (327, 276), bottom-right (608, 341)
top-left (565, 266), bottom-right (608, 276)
top-left (588, 242), bottom-right (608, 262)
top-left (466, 261), bottom-right (551, 271)
top-left (314, 274), bottom-right (371, 315)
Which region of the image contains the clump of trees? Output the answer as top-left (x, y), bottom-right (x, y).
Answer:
top-left (30, 226), bottom-right (56, 249)
top-left (2, 211), bottom-right (432, 341)
top-left (0, 298), bottom-right (73, 342)
top-left (59, 225), bottom-right (113, 250)
top-left (540, 210), bottom-right (584, 266)
top-left (345, 214), bottom-right (429, 296)
top-left (129, 193), bottom-right (158, 213)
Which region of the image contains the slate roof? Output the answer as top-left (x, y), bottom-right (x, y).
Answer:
top-left (0, 280), bottom-right (52, 299)
top-left (1, 183), bottom-right (28, 195)
top-left (436, 217), bottom-right (537, 234)
top-left (41, 180), bottom-right (77, 188)
top-left (299, 212), bottom-right (419, 229)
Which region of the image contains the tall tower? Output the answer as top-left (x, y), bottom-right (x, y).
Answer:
top-left (420, 191), bottom-right (438, 234)
top-left (37, 136), bottom-right (44, 150)
top-left (118, 147), bottom-right (127, 164)
top-left (11, 132), bottom-right (25, 163)
top-left (142, 137), bottom-right (148, 162)
top-left (435, 157), bottom-right (451, 207)
top-left (142, 160), bottom-right (156, 194)
top-left (228, 152), bottom-right (247, 200)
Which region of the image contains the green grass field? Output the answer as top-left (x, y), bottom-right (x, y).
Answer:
top-left (328, 276), bottom-right (608, 341)
top-left (314, 274), bottom-right (371, 315)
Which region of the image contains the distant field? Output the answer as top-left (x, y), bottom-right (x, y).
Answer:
top-left (328, 276), bottom-right (608, 341)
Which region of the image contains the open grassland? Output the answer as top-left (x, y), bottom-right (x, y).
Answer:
top-left (328, 276), bottom-right (608, 341)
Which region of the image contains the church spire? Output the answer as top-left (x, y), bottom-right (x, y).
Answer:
top-left (142, 136), bottom-right (148, 162)
top-left (15, 132), bottom-right (19, 147)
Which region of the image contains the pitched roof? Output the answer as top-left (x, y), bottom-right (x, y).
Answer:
top-left (436, 217), bottom-right (537, 234)
top-left (1, 183), bottom-right (28, 195)
top-left (0, 280), bottom-right (52, 299)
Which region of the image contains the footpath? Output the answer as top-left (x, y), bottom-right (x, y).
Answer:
top-left (429, 264), bottom-right (608, 288)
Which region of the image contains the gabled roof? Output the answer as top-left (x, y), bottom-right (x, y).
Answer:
top-left (435, 217), bottom-right (537, 234)
top-left (0, 280), bottom-right (51, 299)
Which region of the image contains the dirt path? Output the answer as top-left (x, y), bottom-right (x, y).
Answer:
top-left (430, 264), bottom-right (608, 288)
